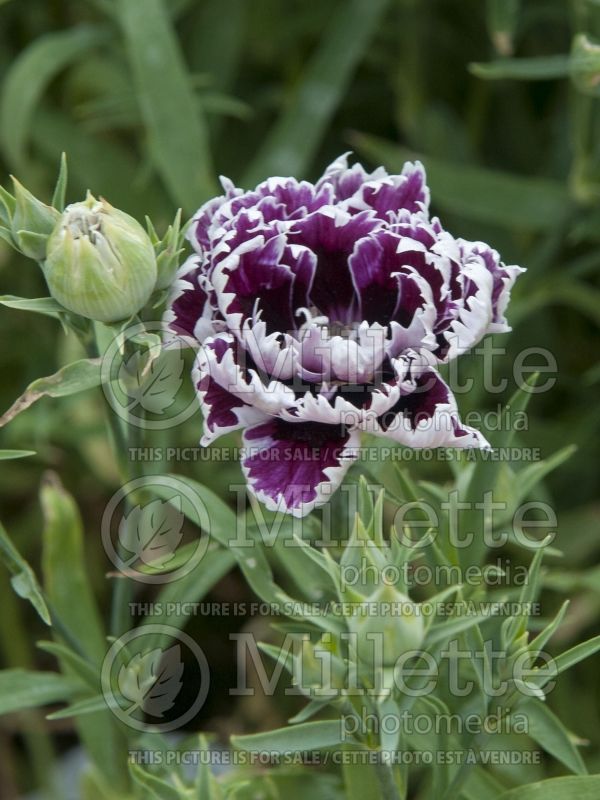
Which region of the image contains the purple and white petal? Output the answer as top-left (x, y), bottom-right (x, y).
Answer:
top-left (316, 152), bottom-right (388, 202)
top-left (162, 154), bottom-right (521, 515)
top-left (188, 177), bottom-right (242, 255)
top-left (289, 206), bottom-right (380, 323)
top-left (295, 320), bottom-right (386, 385)
top-left (163, 256), bottom-right (222, 347)
top-left (241, 419), bottom-right (360, 517)
top-left (194, 368), bottom-right (268, 445)
top-left (373, 365), bottom-right (490, 449)
top-left (441, 250), bottom-right (497, 359)
top-left (194, 334), bottom-right (297, 418)
top-left (346, 161), bottom-right (429, 218)
top-left (459, 240), bottom-right (525, 334)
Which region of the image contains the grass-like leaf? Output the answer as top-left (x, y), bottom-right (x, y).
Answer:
top-left (0, 26), bottom-right (109, 169)
top-left (244, 0), bottom-right (390, 184)
top-left (350, 133), bottom-right (571, 231)
top-left (0, 358), bottom-right (102, 428)
top-left (0, 669), bottom-right (79, 715)
top-left (117, 0), bottom-right (216, 210)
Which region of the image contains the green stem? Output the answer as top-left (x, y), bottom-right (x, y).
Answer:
top-left (110, 386), bottom-right (144, 638)
top-left (82, 323), bottom-right (144, 637)
top-left (373, 759), bottom-right (401, 800)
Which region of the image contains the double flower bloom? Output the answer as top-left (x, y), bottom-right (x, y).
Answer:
top-left (164, 154), bottom-right (523, 516)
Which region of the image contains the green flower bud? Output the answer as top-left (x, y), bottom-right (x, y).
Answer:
top-left (292, 634), bottom-right (346, 698)
top-left (10, 177), bottom-right (60, 260)
top-left (350, 585), bottom-right (425, 668)
top-left (44, 194), bottom-right (157, 323)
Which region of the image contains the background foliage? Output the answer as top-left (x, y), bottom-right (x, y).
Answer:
top-left (0, 0), bottom-right (599, 797)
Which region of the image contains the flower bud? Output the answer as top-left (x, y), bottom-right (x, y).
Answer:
top-left (10, 178), bottom-right (60, 260)
top-left (292, 634), bottom-right (346, 698)
top-left (350, 585), bottom-right (425, 668)
top-left (44, 194), bottom-right (157, 323)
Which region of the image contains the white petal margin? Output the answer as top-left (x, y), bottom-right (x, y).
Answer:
top-left (193, 333), bottom-right (297, 420)
top-left (241, 421), bottom-right (361, 517)
top-left (162, 256), bottom-right (218, 348)
top-left (193, 362), bottom-right (268, 446)
top-left (371, 368), bottom-right (491, 450)
top-left (444, 256), bottom-right (495, 360)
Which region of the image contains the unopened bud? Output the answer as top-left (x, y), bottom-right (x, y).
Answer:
top-left (292, 634), bottom-right (346, 698)
top-left (350, 585), bottom-right (425, 667)
top-left (44, 193), bottom-right (157, 323)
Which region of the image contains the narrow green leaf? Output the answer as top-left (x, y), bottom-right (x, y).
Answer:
top-left (459, 373), bottom-right (540, 565)
top-left (137, 474), bottom-right (236, 545)
top-left (288, 698), bottom-right (329, 725)
top-left (189, 0), bottom-right (246, 94)
top-left (0, 520), bottom-right (50, 624)
top-left (37, 641), bottom-right (99, 690)
top-left (193, 734), bottom-right (224, 799)
top-left (510, 445), bottom-right (576, 509)
top-left (140, 547), bottom-right (236, 649)
top-left (32, 107), bottom-right (167, 220)
top-left (0, 295), bottom-right (65, 320)
top-left (47, 693), bottom-right (121, 720)
top-left (129, 762), bottom-right (181, 800)
top-left (117, 0), bottom-right (216, 210)
top-left (342, 758), bottom-right (381, 800)
top-left (51, 153), bottom-right (68, 211)
top-left (0, 669), bottom-right (79, 715)
top-left (470, 55), bottom-right (569, 81)
top-left (244, 0), bottom-right (390, 184)
top-left (426, 613), bottom-right (496, 647)
top-left (535, 635), bottom-right (600, 689)
top-left (0, 358), bottom-right (102, 428)
top-left (0, 26), bottom-right (109, 169)
top-left (0, 449), bottom-right (35, 460)
top-left (41, 475), bottom-right (128, 790)
top-left (523, 699), bottom-right (587, 775)
top-left (497, 776), bottom-right (600, 800)
top-left (40, 475), bottom-right (106, 662)
top-left (528, 600), bottom-right (570, 655)
top-left (505, 538), bottom-right (552, 645)
top-left (350, 134), bottom-right (570, 231)
top-left (232, 720), bottom-right (347, 753)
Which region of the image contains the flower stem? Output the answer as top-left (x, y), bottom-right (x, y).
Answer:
top-left (83, 322), bottom-right (144, 638)
top-left (109, 393), bottom-right (144, 638)
top-left (374, 759), bottom-right (401, 800)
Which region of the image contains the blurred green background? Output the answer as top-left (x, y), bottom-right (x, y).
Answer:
top-left (0, 0), bottom-right (599, 796)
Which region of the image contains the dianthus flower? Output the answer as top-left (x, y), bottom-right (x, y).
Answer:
top-left (164, 154), bottom-right (523, 516)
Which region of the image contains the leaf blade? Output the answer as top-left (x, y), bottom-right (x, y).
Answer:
top-left (117, 0), bottom-right (216, 210)
top-left (244, 0), bottom-right (390, 184)
top-left (350, 133), bottom-right (570, 231)
top-left (0, 25), bottom-right (109, 169)
top-left (0, 358), bottom-right (102, 428)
